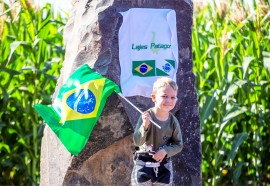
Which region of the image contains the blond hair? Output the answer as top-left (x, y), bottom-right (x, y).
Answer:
top-left (152, 77), bottom-right (178, 94)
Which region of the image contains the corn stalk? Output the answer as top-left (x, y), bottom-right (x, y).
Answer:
top-left (0, 0), bottom-right (66, 185)
top-left (193, 0), bottom-right (270, 185)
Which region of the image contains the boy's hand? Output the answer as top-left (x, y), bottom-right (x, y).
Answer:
top-left (142, 111), bottom-right (150, 130)
top-left (153, 149), bottom-right (167, 162)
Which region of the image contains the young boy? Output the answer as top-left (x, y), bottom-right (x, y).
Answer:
top-left (131, 77), bottom-right (183, 186)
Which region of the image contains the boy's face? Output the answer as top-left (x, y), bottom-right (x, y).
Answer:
top-left (151, 85), bottom-right (178, 113)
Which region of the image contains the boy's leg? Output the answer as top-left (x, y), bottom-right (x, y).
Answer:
top-left (131, 164), bottom-right (153, 186)
top-left (153, 161), bottom-right (173, 186)
top-left (131, 165), bottom-right (139, 186)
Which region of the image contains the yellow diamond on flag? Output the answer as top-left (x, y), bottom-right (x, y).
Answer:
top-left (61, 78), bottom-right (105, 123)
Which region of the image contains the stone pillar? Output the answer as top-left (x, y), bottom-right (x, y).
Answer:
top-left (40, 0), bottom-right (201, 185)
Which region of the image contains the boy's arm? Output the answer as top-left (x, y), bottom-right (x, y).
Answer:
top-left (162, 120), bottom-right (183, 158)
top-left (133, 116), bottom-right (149, 146)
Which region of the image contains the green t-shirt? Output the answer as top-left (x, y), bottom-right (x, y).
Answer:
top-left (133, 108), bottom-right (183, 158)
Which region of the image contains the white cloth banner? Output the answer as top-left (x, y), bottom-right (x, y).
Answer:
top-left (119, 8), bottom-right (179, 98)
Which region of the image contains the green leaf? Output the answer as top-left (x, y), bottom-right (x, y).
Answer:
top-left (0, 67), bottom-right (21, 75)
top-left (228, 133), bottom-right (248, 162)
top-left (7, 128), bottom-right (17, 134)
top-left (222, 106), bottom-right (247, 124)
top-left (233, 162), bottom-right (246, 181)
top-left (242, 56), bottom-right (254, 79)
top-left (262, 51), bottom-right (270, 73)
top-left (0, 143), bottom-right (11, 153)
top-left (0, 85), bottom-right (9, 109)
top-left (200, 91), bottom-right (219, 127)
top-left (8, 41), bottom-right (31, 63)
top-left (225, 80), bottom-right (247, 98)
top-left (200, 45), bottom-right (219, 60)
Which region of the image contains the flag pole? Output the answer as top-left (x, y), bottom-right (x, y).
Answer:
top-left (117, 93), bottom-right (161, 129)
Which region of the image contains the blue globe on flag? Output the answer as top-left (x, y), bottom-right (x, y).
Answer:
top-left (140, 64), bottom-right (148, 73)
top-left (66, 89), bottom-right (96, 114)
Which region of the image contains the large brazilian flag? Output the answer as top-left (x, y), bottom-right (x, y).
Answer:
top-left (34, 64), bottom-right (120, 155)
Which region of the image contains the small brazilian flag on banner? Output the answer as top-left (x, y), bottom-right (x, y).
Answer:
top-left (34, 64), bottom-right (120, 155)
top-left (132, 60), bottom-right (155, 77)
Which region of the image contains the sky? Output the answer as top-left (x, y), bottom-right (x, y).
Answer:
top-left (4, 0), bottom-right (253, 12)
top-left (34, 0), bottom-right (255, 13)
top-left (34, 0), bottom-right (73, 14)
top-left (33, 0), bottom-right (256, 17)
top-left (2, 0), bottom-right (73, 18)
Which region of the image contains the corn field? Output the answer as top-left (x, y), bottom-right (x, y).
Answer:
top-left (0, 0), bottom-right (269, 185)
top-left (0, 0), bottom-right (67, 185)
top-left (193, 0), bottom-right (270, 185)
